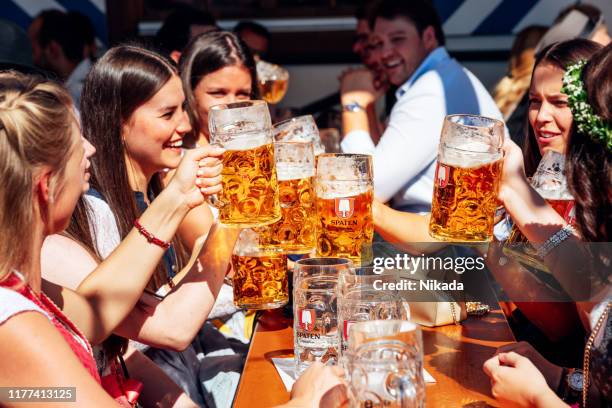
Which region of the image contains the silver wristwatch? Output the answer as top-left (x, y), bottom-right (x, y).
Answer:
top-left (342, 101), bottom-right (365, 113)
top-left (567, 368), bottom-right (584, 392)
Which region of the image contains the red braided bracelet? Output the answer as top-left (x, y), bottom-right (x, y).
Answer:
top-left (133, 219), bottom-right (171, 249)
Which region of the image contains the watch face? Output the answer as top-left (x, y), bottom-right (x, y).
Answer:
top-left (568, 371), bottom-right (584, 391)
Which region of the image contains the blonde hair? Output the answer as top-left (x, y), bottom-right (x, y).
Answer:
top-left (0, 71), bottom-right (77, 283)
top-left (494, 25), bottom-right (548, 118)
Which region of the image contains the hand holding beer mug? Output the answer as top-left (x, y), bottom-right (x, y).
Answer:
top-left (208, 100), bottom-right (281, 227)
top-left (429, 114), bottom-right (505, 242)
top-left (255, 141), bottom-right (316, 254)
top-left (231, 229), bottom-right (288, 309)
top-left (257, 60), bottom-right (289, 104)
top-left (315, 154), bottom-right (374, 265)
top-left (273, 115), bottom-right (326, 156)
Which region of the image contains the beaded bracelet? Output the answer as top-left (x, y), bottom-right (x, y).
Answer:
top-left (536, 224), bottom-right (576, 259)
top-left (133, 219), bottom-right (171, 249)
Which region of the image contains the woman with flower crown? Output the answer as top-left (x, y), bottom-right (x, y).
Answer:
top-left (482, 42), bottom-right (612, 408)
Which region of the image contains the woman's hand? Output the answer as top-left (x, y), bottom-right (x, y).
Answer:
top-left (166, 146), bottom-right (224, 209)
top-left (287, 362), bottom-right (347, 407)
top-left (498, 138), bottom-right (529, 206)
top-left (495, 341), bottom-right (564, 391)
top-left (483, 352), bottom-right (564, 408)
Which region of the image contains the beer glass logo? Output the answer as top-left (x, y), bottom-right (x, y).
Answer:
top-left (564, 202), bottom-right (576, 225)
top-left (343, 320), bottom-right (355, 341)
top-left (435, 163), bottom-right (450, 188)
top-left (334, 198), bottom-right (355, 218)
top-left (298, 308), bottom-right (316, 332)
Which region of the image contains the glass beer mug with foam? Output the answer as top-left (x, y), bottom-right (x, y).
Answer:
top-left (208, 100), bottom-right (281, 228)
top-left (429, 114), bottom-right (504, 242)
top-left (255, 140), bottom-right (316, 254)
top-left (315, 154), bottom-right (374, 265)
top-left (273, 115), bottom-right (325, 156)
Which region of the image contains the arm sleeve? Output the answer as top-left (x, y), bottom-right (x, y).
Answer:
top-left (341, 82), bottom-right (445, 202)
top-left (0, 287), bottom-right (48, 325)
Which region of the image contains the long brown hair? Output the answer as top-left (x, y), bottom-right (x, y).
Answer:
top-left (523, 39), bottom-right (602, 176)
top-left (0, 72), bottom-right (76, 284)
top-left (80, 44), bottom-right (187, 291)
top-left (566, 43), bottom-right (612, 242)
top-left (179, 31), bottom-right (259, 145)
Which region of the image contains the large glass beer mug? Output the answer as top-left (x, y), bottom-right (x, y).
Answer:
top-left (231, 229), bottom-right (288, 310)
top-left (429, 114), bottom-right (504, 242)
top-left (256, 60), bottom-right (289, 104)
top-left (315, 154), bottom-right (374, 265)
top-left (273, 115), bottom-right (326, 156)
top-left (208, 100), bottom-right (281, 227)
top-left (255, 140), bottom-right (316, 254)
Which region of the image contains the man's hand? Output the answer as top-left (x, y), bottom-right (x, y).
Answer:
top-left (339, 68), bottom-right (384, 107)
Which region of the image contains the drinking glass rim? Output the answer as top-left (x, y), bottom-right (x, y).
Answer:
top-left (440, 141), bottom-right (502, 155)
top-left (344, 339), bottom-right (420, 364)
top-left (273, 114), bottom-right (317, 129)
top-left (317, 153), bottom-right (372, 160)
top-left (446, 114), bottom-right (505, 130)
top-left (209, 99), bottom-right (267, 112)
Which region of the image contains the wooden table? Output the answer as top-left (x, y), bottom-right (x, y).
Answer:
top-left (234, 305), bottom-right (515, 408)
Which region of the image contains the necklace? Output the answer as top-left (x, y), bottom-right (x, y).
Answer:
top-left (582, 301), bottom-right (610, 408)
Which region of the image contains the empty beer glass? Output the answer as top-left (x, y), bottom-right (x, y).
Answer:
top-left (429, 114), bottom-right (505, 242)
top-left (231, 229), bottom-right (288, 310)
top-left (345, 320), bottom-right (425, 408)
top-left (273, 115), bottom-right (325, 156)
top-left (255, 141), bottom-right (316, 254)
top-left (315, 154), bottom-right (374, 265)
top-left (208, 100), bottom-right (281, 228)
top-left (293, 258), bottom-right (352, 375)
top-left (338, 267), bottom-right (410, 355)
top-left (504, 150), bottom-right (575, 271)
top-left (257, 60), bottom-right (289, 104)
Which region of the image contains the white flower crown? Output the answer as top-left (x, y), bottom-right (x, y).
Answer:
top-left (561, 60), bottom-right (612, 152)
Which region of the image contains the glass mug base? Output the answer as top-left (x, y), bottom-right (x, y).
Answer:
top-left (220, 213), bottom-right (282, 228)
top-left (235, 298), bottom-right (288, 310)
top-left (428, 228), bottom-right (493, 243)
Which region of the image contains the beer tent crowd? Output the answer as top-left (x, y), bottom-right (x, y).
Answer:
top-left (0, 1), bottom-right (610, 407)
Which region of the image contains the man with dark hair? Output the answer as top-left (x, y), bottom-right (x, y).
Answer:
top-left (234, 21), bottom-right (270, 59)
top-left (28, 10), bottom-right (95, 105)
top-left (155, 5), bottom-right (218, 62)
top-left (340, 0), bottom-right (502, 213)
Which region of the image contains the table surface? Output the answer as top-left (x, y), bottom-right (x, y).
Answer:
top-left (234, 305), bottom-right (515, 408)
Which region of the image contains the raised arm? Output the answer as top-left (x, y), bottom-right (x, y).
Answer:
top-left (0, 312), bottom-right (119, 407)
top-left (43, 146), bottom-right (223, 345)
top-left (341, 78), bottom-right (444, 203)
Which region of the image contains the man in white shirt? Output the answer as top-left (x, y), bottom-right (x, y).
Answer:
top-left (340, 0), bottom-right (503, 213)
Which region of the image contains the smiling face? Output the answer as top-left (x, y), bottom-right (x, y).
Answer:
top-left (122, 75), bottom-right (191, 179)
top-left (371, 16), bottom-right (436, 86)
top-left (528, 63), bottom-right (574, 155)
top-left (193, 64), bottom-right (252, 140)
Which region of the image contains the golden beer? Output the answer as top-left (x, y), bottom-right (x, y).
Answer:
top-left (315, 187), bottom-right (374, 265)
top-left (218, 142), bottom-right (281, 227)
top-left (231, 252), bottom-right (288, 309)
top-left (429, 159), bottom-right (502, 242)
top-left (259, 78), bottom-right (289, 104)
top-left (255, 172), bottom-right (316, 253)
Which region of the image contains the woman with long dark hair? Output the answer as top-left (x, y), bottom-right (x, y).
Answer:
top-left (180, 30), bottom-right (259, 147)
top-left (483, 42), bottom-right (612, 408)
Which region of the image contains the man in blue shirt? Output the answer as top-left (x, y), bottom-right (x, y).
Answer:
top-left (340, 0), bottom-right (503, 213)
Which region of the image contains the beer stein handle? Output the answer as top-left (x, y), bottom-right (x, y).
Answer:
top-left (204, 141), bottom-right (226, 209)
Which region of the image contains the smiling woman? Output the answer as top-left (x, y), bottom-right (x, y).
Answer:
top-left (523, 39), bottom-right (602, 176)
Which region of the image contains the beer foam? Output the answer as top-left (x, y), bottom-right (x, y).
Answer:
top-left (316, 183), bottom-right (371, 199)
top-left (440, 141), bottom-right (501, 168)
top-left (222, 133), bottom-right (270, 150)
top-left (276, 163), bottom-right (314, 181)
